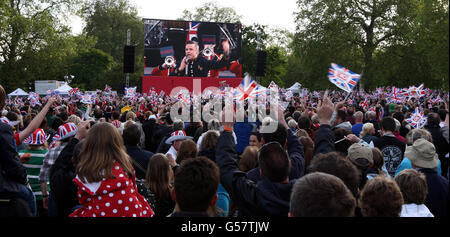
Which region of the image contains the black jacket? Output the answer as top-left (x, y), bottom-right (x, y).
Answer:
top-left (216, 131), bottom-right (294, 217)
top-left (373, 134), bottom-right (406, 177)
top-left (418, 168), bottom-right (449, 217)
top-left (246, 129), bottom-right (306, 182)
top-left (125, 145), bottom-right (153, 180)
top-left (49, 137), bottom-right (80, 217)
top-left (142, 119), bottom-right (157, 152)
top-left (0, 123), bottom-right (27, 196)
top-left (313, 124), bottom-right (335, 156)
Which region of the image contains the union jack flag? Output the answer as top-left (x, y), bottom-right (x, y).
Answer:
top-left (28, 92), bottom-right (41, 107)
top-left (328, 63), bottom-right (361, 93)
top-left (24, 129), bottom-right (49, 145)
top-left (186, 22), bottom-right (200, 42)
top-left (360, 99), bottom-right (369, 109)
top-left (406, 107), bottom-right (427, 129)
top-left (105, 84), bottom-right (112, 93)
top-left (69, 88), bottom-right (80, 96)
top-left (80, 94), bottom-right (95, 104)
top-left (124, 87), bottom-right (136, 98)
top-left (233, 75), bottom-right (264, 102)
top-left (429, 95), bottom-right (443, 104)
top-left (46, 89), bottom-right (60, 97)
top-left (408, 84), bottom-right (425, 98)
top-left (175, 89), bottom-right (190, 104)
top-left (268, 81), bottom-right (278, 90)
top-left (390, 87), bottom-right (406, 103)
top-left (284, 90), bottom-right (293, 100)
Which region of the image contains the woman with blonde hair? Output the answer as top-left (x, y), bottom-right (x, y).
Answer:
top-left (144, 153), bottom-right (175, 217)
top-left (70, 122), bottom-right (153, 217)
top-left (360, 123), bottom-right (377, 144)
top-left (238, 146), bottom-right (259, 173)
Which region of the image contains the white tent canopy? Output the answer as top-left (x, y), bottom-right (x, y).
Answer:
top-left (8, 88), bottom-right (29, 97)
top-left (54, 83), bottom-right (73, 94)
top-left (288, 82), bottom-right (302, 93)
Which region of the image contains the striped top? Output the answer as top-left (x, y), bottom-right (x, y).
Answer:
top-left (19, 149), bottom-right (49, 201)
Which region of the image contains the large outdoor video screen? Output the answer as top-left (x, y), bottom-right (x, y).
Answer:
top-left (143, 18), bottom-right (242, 77)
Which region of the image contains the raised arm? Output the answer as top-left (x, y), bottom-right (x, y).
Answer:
top-left (19, 97), bottom-right (56, 142)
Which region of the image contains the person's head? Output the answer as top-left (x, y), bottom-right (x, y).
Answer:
top-left (297, 116), bottom-right (311, 130)
top-left (185, 40), bottom-right (200, 60)
top-left (166, 130), bottom-right (193, 151)
top-left (393, 118), bottom-right (401, 132)
top-left (172, 157), bottom-right (219, 213)
top-left (405, 128), bottom-right (432, 145)
top-left (0, 85), bottom-right (6, 110)
top-left (112, 110), bottom-right (121, 120)
top-left (249, 131), bottom-right (262, 148)
top-left (126, 111), bottom-right (136, 121)
top-left (173, 119), bottom-right (184, 131)
top-left (94, 109), bottom-right (103, 119)
top-left (238, 146), bottom-right (259, 173)
top-left (176, 139), bottom-right (198, 164)
top-left (406, 138), bottom-right (439, 169)
top-left (288, 119), bottom-right (298, 130)
top-left (258, 142), bottom-right (290, 183)
top-left (289, 172), bottom-right (356, 217)
top-left (392, 112), bottom-right (404, 123)
top-left (360, 123), bottom-right (375, 138)
top-left (76, 122), bottom-right (134, 183)
top-left (261, 122), bottom-right (288, 147)
top-left (122, 123), bottom-right (141, 146)
top-left (295, 128), bottom-right (310, 139)
top-left (311, 114), bottom-right (320, 124)
top-left (292, 111), bottom-right (301, 122)
top-left (207, 119), bottom-right (220, 131)
top-left (347, 143), bottom-right (373, 170)
top-left (145, 153), bottom-right (173, 201)
top-left (371, 148), bottom-right (384, 171)
top-left (394, 169), bottom-right (428, 205)
top-left (58, 111), bottom-right (68, 122)
top-left (359, 176), bottom-right (403, 217)
top-left (309, 152), bottom-right (360, 198)
top-left (68, 114), bottom-right (81, 125)
top-left (199, 130), bottom-right (218, 151)
top-left (366, 111), bottom-right (377, 121)
top-left (380, 117), bottom-right (396, 133)
top-left (334, 110), bottom-right (347, 125)
top-left (426, 112), bottom-right (440, 126)
top-left (437, 109), bottom-right (447, 122)
top-left (354, 111), bottom-right (363, 123)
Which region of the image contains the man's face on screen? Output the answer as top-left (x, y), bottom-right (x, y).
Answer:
top-left (185, 43), bottom-right (198, 60)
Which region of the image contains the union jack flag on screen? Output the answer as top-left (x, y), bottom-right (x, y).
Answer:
top-left (186, 22), bottom-right (200, 42)
top-left (405, 107), bottom-right (427, 129)
top-left (233, 75), bottom-right (264, 102)
top-left (328, 63), bottom-right (361, 93)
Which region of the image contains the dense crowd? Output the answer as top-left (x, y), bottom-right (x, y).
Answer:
top-left (0, 83), bottom-right (448, 217)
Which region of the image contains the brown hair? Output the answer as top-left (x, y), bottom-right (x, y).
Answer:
top-left (371, 147), bottom-right (384, 173)
top-left (76, 122), bottom-right (134, 183)
top-left (145, 153), bottom-right (173, 201)
top-left (176, 139), bottom-right (198, 164)
top-left (394, 169), bottom-right (428, 204)
top-left (199, 131), bottom-right (218, 151)
top-left (359, 176), bottom-right (403, 217)
top-left (238, 146), bottom-right (259, 172)
top-left (0, 85), bottom-right (6, 110)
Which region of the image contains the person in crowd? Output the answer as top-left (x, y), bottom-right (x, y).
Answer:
top-left (248, 131), bottom-right (262, 148)
top-left (238, 146), bottom-right (259, 173)
top-left (358, 176), bottom-right (404, 217)
top-left (289, 172), bottom-right (356, 217)
top-left (352, 111), bottom-right (364, 137)
top-left (373, 117), bottom-right (407, 177)
top-left (393, 118), bottom-right (406, 143)
top-left (424, 112), bottom-right (449, 178)
top-left (157, 119), bottom-right (184, 154)
top-left (366, 147), bottom-right (390, 180)
top-left (395, 128), bottom-right (442, 176)
top-left (123, 123), bottom-right (154, 180)
top-left (333, 110), bottom-right (352, 131)
top-left (18, 128), bottom-right (49, 217)
top-left (144, 153), bottom-right (175, 217)
top-left (0, 85), bottom-right (36, 217)
top-left (359, 123), bottom-right (378, 144)
top-left (70, 122), bottom-right (153, 217)
top-left (175, 139), bottom-right (198, 164)
top-left (39, 122), bottom-right (77, 216)
top-left (394, 169), bottom-right (434, 217)
top-left (406, 138), bottom-right (449, 217)
top-left (165, 130), bottom-right (193, 162)
top-left (169, 157), bottom-right (220, 217)
top-left (298, 115), bottom-right (317, 142)
top-left (347, 143), bottom-right (373, 189)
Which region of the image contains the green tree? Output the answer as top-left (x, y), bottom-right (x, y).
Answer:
top-left (0, 0), bottom-right (81, 92)
top-left (294, 0), bottom-right (411, 89)
top-left (81, 0), bottom-right (144, 91)
top-left (179, 1), bottom-right (242, 23)
top-left (70, 48), bottom-right (114, 90)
